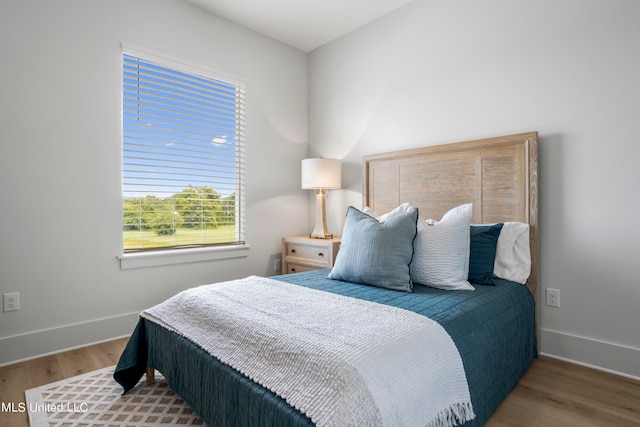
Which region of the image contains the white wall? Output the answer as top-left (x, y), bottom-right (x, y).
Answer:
top-left (0, 0), bottom-right (309, 364)
top-left (308, 0), bottom-right (640, 378)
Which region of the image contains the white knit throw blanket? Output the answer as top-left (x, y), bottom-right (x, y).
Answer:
top-left (142, 276), bottom-right (475, 427)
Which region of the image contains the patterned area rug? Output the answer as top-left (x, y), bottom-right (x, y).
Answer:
top-left (25, 366), bottom-right (204, 426)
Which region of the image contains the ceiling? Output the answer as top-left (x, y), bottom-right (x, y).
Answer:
top-left (184, 0), bottom-right (416, 52)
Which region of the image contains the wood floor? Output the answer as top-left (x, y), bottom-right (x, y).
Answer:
top-left (1, 338), bottom-right (639, 426)
top-left (0, 338), bottom-right (128, 427)
top-left (486, 357), bottom-right (640, 426)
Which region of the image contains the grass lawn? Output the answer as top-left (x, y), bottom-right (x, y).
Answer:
top-left (124, 226), bottom-right (237, 251)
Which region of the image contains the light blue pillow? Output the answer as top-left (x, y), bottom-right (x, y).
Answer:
top-left (327, 206), bottom-right (418, 292)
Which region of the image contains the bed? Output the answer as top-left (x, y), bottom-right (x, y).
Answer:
top-left (115, 131), bottom-right (539, 426)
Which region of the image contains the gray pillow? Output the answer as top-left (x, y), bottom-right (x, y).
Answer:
top-left (327, 206), bottom-right (418, 292)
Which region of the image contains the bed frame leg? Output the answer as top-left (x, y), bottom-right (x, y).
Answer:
top-left (146, 366), bottom-right (156, 385)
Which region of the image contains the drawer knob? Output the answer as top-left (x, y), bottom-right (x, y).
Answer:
top-left (318, 252), bottom-right (324, 257)
top-left (291, 249), bottom-right (296, 254)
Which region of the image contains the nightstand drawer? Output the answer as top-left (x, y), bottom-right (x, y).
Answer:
top-left (281, 236), bottom-right (341, 274)
top-left (286, 243), bottom-right (332, 266)
top-left (285, 262), bottom-right (318, 274)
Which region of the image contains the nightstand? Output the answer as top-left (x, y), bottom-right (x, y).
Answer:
top-left (281, 236), bottom-right (341, 274)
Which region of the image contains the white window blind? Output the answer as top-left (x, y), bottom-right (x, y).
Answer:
top-left (122, 51), bottom-right (245, 253)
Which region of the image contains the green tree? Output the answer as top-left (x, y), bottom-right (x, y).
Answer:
top-left (123, 186), bottom-right (232, 238)
top-left (173, 186), bottom-right (221, 229)
top-left (143, 195), bottom-right (182, 236)
top-left (220, 192), bottom-right (236, 226)
top-left (123, 197), bottom-right (144, 231)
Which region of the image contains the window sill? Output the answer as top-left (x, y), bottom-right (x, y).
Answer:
top-left (118, 244), bottom-right (250, 270)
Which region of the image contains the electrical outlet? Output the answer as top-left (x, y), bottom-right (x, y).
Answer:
top-left (3, 292), bottom-right (20, 312)
top-left (546, 288), bottom-right (560, 307)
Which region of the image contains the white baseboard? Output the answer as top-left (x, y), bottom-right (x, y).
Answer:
top-left (540, 328), bottom-right (640, 381)
top-left (0, 312), bottom-right (139, 367)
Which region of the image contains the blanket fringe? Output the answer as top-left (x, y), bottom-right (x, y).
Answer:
top-left (426, 402), bottom-right (476, 427)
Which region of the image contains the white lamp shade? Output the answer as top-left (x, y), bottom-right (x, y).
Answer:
top-left (301, 158), bottom-right (341, 189)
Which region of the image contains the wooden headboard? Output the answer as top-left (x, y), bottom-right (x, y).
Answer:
top-left (363, 131), bottom-right (539, 321)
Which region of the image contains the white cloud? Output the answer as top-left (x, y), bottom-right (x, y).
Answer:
top-left (212, 136), bottom-right (227, 146)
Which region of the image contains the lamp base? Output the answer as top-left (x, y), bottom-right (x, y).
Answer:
top-left (310, 189), bottom-right (333, 239)
top-left (310, 232), bottom-right (333, 239)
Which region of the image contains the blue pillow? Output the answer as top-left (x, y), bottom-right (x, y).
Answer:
top-left (327, 206), bottom-right (418, 292)
top-left (468, 223), bottom-right (504, 285)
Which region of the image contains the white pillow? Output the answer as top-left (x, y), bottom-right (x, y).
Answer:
top-left (363, 203), bottom-right (414, 222)
top-left (494, 222), bottom-right (531, 284)
top-left (411, 203), bottom-right (474, 291)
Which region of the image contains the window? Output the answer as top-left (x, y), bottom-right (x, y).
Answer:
top-left (122, 48), bottom-right (245, 253)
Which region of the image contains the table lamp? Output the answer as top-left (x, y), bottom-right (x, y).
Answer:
top-left (301, 158), bottom-right (341, 239)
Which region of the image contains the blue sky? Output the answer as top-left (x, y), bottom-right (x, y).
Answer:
top-left (122, 54), bottom-right (241, 199)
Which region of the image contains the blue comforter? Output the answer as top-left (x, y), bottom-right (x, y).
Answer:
top-left (114, 269), bottom-right (536, 426)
